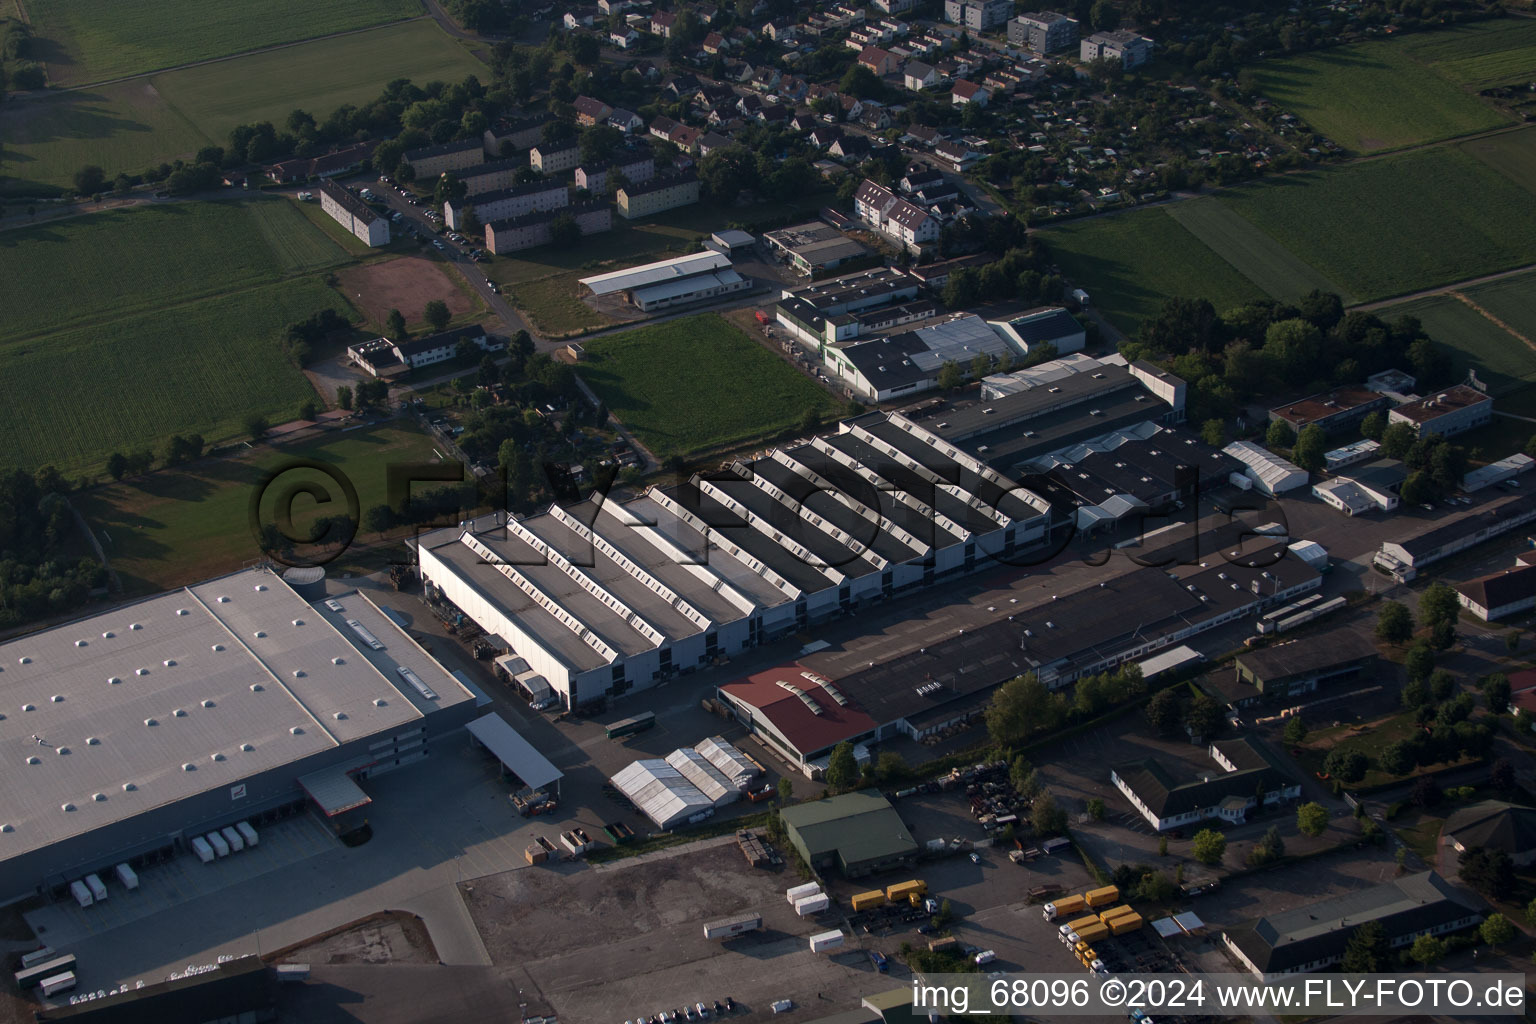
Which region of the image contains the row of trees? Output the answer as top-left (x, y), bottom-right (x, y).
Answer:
top-left (0, 468), bottom-right (110, 628)
top-left (984, 666), bottom-right (1148, 748)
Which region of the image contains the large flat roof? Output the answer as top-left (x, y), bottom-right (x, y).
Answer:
top-left (0, 572), bottom-right (469, 865)
top-left (579, 250), bottom-right (729, 295)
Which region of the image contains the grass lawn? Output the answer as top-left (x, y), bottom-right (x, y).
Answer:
top-left (0, 198), bottom-right (350, 343)
top-left (580, 314), bottom-right (841, 460)
top-left (73, 421), bottom-right (440, 594)
top-left (0, 80), bottom-right (212, 196)
top-left (1216, 149), bottom-right (1536, 302)
top-left (1165, 198), bottom-right (1349, 303)
top-left (1394, 813), bottom-right (1445, 863)
top-left (1461, 127), bottom-right (1536, 194)
top-left (505, 273), bottom-right (620, 336)
top-left (0, 278), bottom-right (348, 476)
top-left (1395, 17), bottom-right (1536, 92)
top-left (152, 21), bottom-right (486, 143)
top-left (1382, 293), bottom-right (1536, 396)
top-left (1295, 709), bottom-right (1476, 790)
top-left (1464, 269), bottom-right (1536, 345)
top-left (1250, 37), bottom-right (1511, 153)
top-left (0, 20), bottom-right (485, 194)
top-left (26, 0), bottom-right (423, 86)
top-left (1035, 206), bottom-right (1266, 334)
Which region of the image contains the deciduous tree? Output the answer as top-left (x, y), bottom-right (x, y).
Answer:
top-left (1296, 801), bottom-right (1328, 837)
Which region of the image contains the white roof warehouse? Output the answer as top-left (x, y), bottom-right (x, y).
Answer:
top-left (0, 569), bottom-right (477, 903)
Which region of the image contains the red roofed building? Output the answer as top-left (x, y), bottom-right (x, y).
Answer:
top-left (719, 664), bottom-right (877, 773)
top-left (858, 45), bottom-right (897, 76)
top-left (950, 79), bottom-right (988, 106)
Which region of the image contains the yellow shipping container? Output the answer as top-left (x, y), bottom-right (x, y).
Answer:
top-left (851, 890), bottom-right (887, 911)
top-left (1066, 915), bottom-right (1101, 932)
top-left (1084, 885), bottom-right (1120, 907)
top-left (1046, 894), bottom-right (1086, 918)
top-left (1098, 904), bottom-right (1136, 924)
top-left (885, 879), bottom-right (927, 902)
top-left (1073, 922), bottom-right (1109, 944)
top-left (1109, 913), bottom-right (1143, 936)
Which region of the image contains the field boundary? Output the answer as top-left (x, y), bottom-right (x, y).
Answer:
top-left (1453, 291), bottom-right (1536, 353)
top-left (25, 13), bottom-right (434, 94)
top-left (1165, 198), bottom-right (1350, 304)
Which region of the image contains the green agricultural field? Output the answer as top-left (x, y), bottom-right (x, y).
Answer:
top-left (153, 21), bottom-right (486, 141)
top-left (0, 278), bottom-right (348, 476)
top-left (1217, 149), bottom-right (1536, 302)
top-left (1381, 294), bottom-right (1536, 395)
top-left (1461, 126), bottom-right (1536, 195)
top-left (581, 314), bottom-right (842, 460)
top-left (1164, 199), bottom-right (1348, 304)
top-left (0, 20), bottom-right (485, 194)
top-left (74, 421), bottom-right (441, 594)
top-left (0, 198), bottom-right (348, 343)
top-left (1035, 207), bottom-right (1266, 334)
top-left (0, 80), bottom-right (212, 196)
top-left (1464, 270), bottom-right (1536, 346)
top-left (1251, 39), bottom-right (1509, 153)
top-left (1395, 17), bottom-right (1536, 91)
top-left (26, 0), bottom-right (423, 86)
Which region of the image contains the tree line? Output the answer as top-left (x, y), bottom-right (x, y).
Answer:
top-left (0, 468), bottom-right (109, 628)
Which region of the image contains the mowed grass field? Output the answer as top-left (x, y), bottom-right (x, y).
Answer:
top-left (0, 279), bottom-right (347, 475)
top-left (1035, 207), bottom-right (1266, 334)
top-left (1164, 198), bottom-right (1347, 303)
top-left (1382, 294), bottom-right (1536, 395)
top-left (1216, 148), bottom-right (1536, 302)
top-left (1394, 17), bottom-right (1536, 91)
top-left (1460, 125), bottom-right (1536, 192)
top-left (73, 422), bottom-right (442, 594)
top-left (581, 314), bottom-right (842, 460)
top-left (0, 199), bottom-right (347, 342)
top-left (0, 20), bottom-right (487, 194)
top-left (1250, 21), bottom-right (1531, 153)
top-left (1464, 270), bottom-right (1536, 345)
top-left (26, 0), bottom-right (423, 86)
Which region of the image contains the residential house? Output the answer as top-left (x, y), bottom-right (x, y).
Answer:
top-left (318, 180), bottom-right (389, 247)
top-left (484, 202), bottom-right (614, 255)
top-left (649, 115), bottom-right (682, 141)
top-left (401, 138), bottom-right (485, 179)
top-left (670, 124), bottom-right (704, 152)
top-left (873, 0), bottom-right (914, 13)
top-left (903, 60), bottom-right (941, 91)
top-left (809, 125), bottom-right (843, 149)
top-left (828, 135), bottom-right (872, 162)
top-left (762, 18), bottom-right (797, 42)
top-left (902, 125), bottom-right (942, 147)
top-left (951, 79), bottom-right (988, 106)
top-left (610, 26), bottom-right (639, 47)
top-left (575, 152), bottom-right (656, 195)
top-left (702, 31), bottom-right (727, 53)
top-left (856, 105), bottom-right (892, 131)
top-left (563, 7), bottom-right (597, 28)
top-left (857, 45), bottom-right (898, 77)
top-left (749, 66), bottom-right (782, 92)
top-left (1080, 30), bottom-right (1153, 68)
top-left (698, 131), bottom-right (733, 156)
top-left (458, 157), bottom-right (530, 196)
top-left (530, 143), bottom-right (582, 174)
top-left (607, 107), bottom-right (644, 133)
top-left (695, 3), bottom-right (718, 22)
top-left (649, 10), bottom-right (677, 36)
top-left (574, 95), bottom-right (614, 126)
top-left (663, 73), bottom-right (700, 99)
top-left (933, 140), bottom-right (981, 171)
top-left (483, 113), bottom-right (555, 158)
top-left (444, 179), bottom-right (570, 230)
top-left (853, 179), bottom-right (939, 252)
top-left (265, 140), bottom-right (378, 183)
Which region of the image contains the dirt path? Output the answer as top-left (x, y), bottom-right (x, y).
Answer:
top-left (1348, 262), bottom-right (1536, 312)
top-left (1452, 290), bottom-right (1536, 353)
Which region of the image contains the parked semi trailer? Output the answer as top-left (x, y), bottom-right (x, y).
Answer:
top-left (809, 930), bottom-right (844, 953)
top-left (1042, 893), bottom-right (1085, 920)
top-left (703, 912), bottom-right (762, 940)
top-left (1084, 885), bottom-right (1119, 907)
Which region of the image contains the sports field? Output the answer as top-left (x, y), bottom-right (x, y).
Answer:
top-left (1035, 207), bottom-right (1266, 334)
top-left (0, 199), bottom-right (348, 343)
top-left (1460, 126), bottom-right (1536, 194)
top-left (73, 422), bottom-right (441, 594)
top-left (0, 279), bottom-right (347, 475)
top-left (26, 0), bottom-right (423, 86)
top-left (1216, 148), bottom-right (1536, 302)
top-left (1464, 270), bottom-right (1536, 347)
top-left (580, 315), bottom-right (842, 460)
top-left (1250, 30), bottom-right (1516, 153)
top-left (0, 21), bottom-right (486, 194)
top-left (1394, 17), bottom-right (1536, 92)
top-left (1383, 294), bottom-right (1536, 396)
top-left (1164, 199), bottom-right (1347, 304)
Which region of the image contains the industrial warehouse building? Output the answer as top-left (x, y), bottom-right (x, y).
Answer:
top-left (720, 523), bottom-right (1321, 774)
top-left (1374, 492), bottom-right (1536, 582)
top-left (1112, 738), bottom-right (1301, 833)
top-left (318, 181), bottom-right (389, 247)
top-left (577, 249), bottom-right (749, 312)
top-left (1223, 872), bottom-right (1482, 979)
top-left (779, 791), bottom-right (918, 878)
top-left (609, 736), bottom-right (761, 828)
top-left (1230, 631), bottom-right (1380, 701)
top-left (414, 410), bottom-right (1059, 709)
top-left (1223, 441), bottom-right (1309, 496)
top-left (1388, 384), bottom-right (1493, 439)
top-left (0, 569), bottom-right (478, 904)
